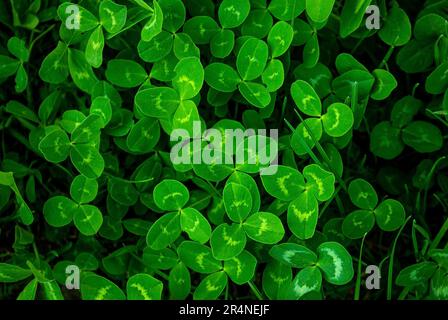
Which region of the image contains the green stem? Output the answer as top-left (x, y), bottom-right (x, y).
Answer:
top-left (28, 24), bottom-right (56, 54)
top-left (294, 110), bottom-right (348, 192)
top-left (205, 179), bottom-right (222, 198)
top-left (434, 193), bottom-right (448, 212)
top-left (30, 232), bottom-right (41, 264)
top-left (351, 82), bottom-right (360, 128)
top-left (354, 233), bottom-right (367, 300)
top-left (423, 156), bottom-right (447, 214)
top-left (351, 29), bottom-right (370, 55)
top-left (280, 97), bottom-right (287, 130)
top-left (387, 216), bottom-right (412, 300)
top-left (378, 46), bottom-right (395, 69)
top-left (319, 186), bottom-right (341, 218)
top-left (7, 128), bottom-right (32, 150)
top-left (15, 117), bottom-right (36, 131)
top-left (285, 118), bottom-right (321, 165)
top-left (411, 220), bottom-right (420, 261)
top-left (398, 287), bottom-right (411, 300)
top-left (429, 215), bottom-right (448, 251)
top-left (411, 83), bottom-right (420, 97)
top-left (248, 281), bottom-right (263, 300)
top-left (426, 109), bottom-right (448, 127)
top-left (153, 269), bottom-right (169, 281)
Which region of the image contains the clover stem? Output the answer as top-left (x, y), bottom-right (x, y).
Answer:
top-left (422, 156), bottom-right (447, 215)
top-left (378, 45), bottom-right (395, 69)
top-left (29, 232), bottom-right (41, 264)
top-left (335, 194), bottom-right (345, 215)
top-left (280, 97), bottom-right (287, 130)
top-left (53, 163), bottom-right (74, 178)
top-left (411, 220), bottom-right (420, 261)
top-left (433, 193), bottom-right (448, 212)
top-left (204, 180), bottom-right (222, 198)
top-left (351, 29), bottom-right (370, 55)
top-left (411, 83), bottom-right (420, 97)
top-left (14, 117), bottom-right (36, 131)
top-left (354, 232), bottom-right (367, 300)
top-left (28, 24), bottom-right (56, 56)
top-left (351, 82), bottom-right (359, 128)
top-left (1, 130), bottom-right (5, 162)
top-left (294, 109), bottom-right (348, 192)
top-left (398, 287), bottom-right (411, 300)
top-left (425, 109), bottom-right (448, 127)
top-left (248, 280), bottom-right (263, 300)
top-left (387, 216), bottom-right (412, 300)
top-left (319, 185), bottom-right (341, 218)
top-left (7, 128), bottom-right (32, 150)
top-left (429, 215), bottom-right (448, 252)
top-left (283, 118), bottom-right (295, 133)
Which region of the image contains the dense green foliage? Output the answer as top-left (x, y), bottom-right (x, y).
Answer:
top-left (0, 0), bottom-right (448, 300)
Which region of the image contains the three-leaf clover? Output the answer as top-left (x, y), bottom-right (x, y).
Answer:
top-left (342, 178), bottom-right (406, 239)
top-left (43, 174), bottom-right (103, 236)
top-left (261, 164), bottom-right (335, 240)
top-left (269, 241), bottom-right (354, 299)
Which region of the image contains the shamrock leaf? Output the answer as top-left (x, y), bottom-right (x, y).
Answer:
top-left (127, 274), bottom-right (163, 300)
top-left (178, 241), bottom-right (222, 274)
top-left (99, 0), bottom-right (127, 34)
top-left (81, 273), bottom-right (126, 300)
top-left (223, 250), bottom-right (257, 285)
top-left (287, 191), bottom-right (319, 240)
top-left (316, 242), bottom-right (354, 285)
top-left (210, 223), bottom-right (247, 260)
top-left (141, 0), bottom-right (163, 42)
top-left (38, 129), bottom-right (71, 163)
top-left (146, 212), bottom-right (181, 250)
top-left (223, 182), bottom-right (252, 222)
top-left (153, 179), bottom-right (189, 211)
top-left (172, 57), bottom-right (204, 100)
top-left (305, 0), bottom-right (335, 23)
top-left (261, 165), bottom-right (305, 201)
top-left (321, 103), bottom-right (354, 138)
top-left (374, 199), bottom-right (406, 232)
top-left (243, 212), bottom-right (285, 244)
top-left (180, 207), bottom-right (211, 243)
top-left (193, 271), bottom-right (228, 300)
top-left (237, 38), bottom-right (268, 81)
top-left (73, 205), bottom-right (103, 236)
top-left (291, 80), bottom-right (322, 117)
top-left (218, 0), bottom-right (250, 29)
top-left (269, 243), bottom-right (318, 268)
top-left (70, 175), bottom-right (98, 204)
